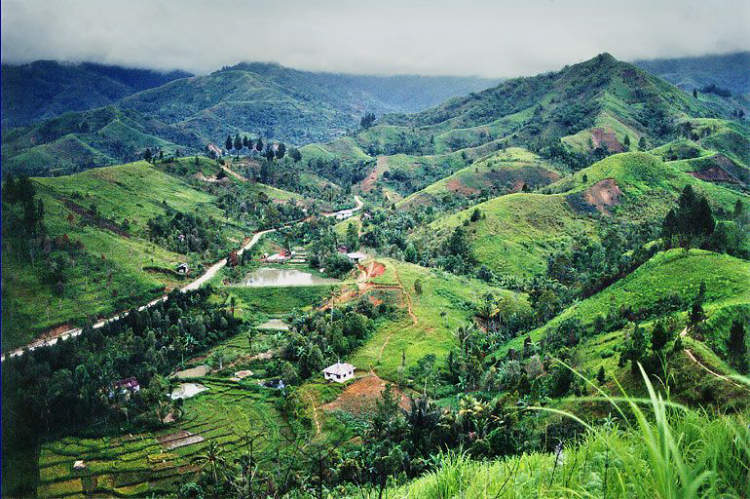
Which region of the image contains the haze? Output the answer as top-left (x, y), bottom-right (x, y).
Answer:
top-left (2, 0), bottom-right (749, 77)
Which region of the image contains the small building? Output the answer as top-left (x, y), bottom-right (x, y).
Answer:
top-left (73, 460), bottom-right (86, 471)
top-left (323, 362), bottom-right (355, 383)
top-left (337, 245), bottom-right (349, 254)
top-left (261, 378), bottom-right (286, 390)
top-left (109, 377), bottom-right (140, 399)
top-left (346, 252), bottom-right (368, 264)
top-left (176, 262), bottom-right (190, 274)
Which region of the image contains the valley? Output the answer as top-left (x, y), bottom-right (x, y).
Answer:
top-left (2, 49), bottom-right (749, 498)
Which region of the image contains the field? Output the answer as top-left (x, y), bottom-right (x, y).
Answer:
top-left (347, 258), bottom-right (527, 380)
top-left (36, 382), bottom-right (286, 497)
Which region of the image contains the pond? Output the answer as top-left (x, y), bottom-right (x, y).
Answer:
top-left (257, 318), bottom-right (290, 331)
top-left (236, 267), bottom-right (338, 287)
top-left (170, 383), bottom-right (209, 400)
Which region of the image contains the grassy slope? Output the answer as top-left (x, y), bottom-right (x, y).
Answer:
top-left (416, 152), bottom-right (748, 281)
top-left (498, 249), bottom-right (750, 357)
top-left (398, 147), bottom-right (562, 207)
top-left (348, 258), bottom-right (528, 380)
top-left (2, 159), bottom-right (305, 351)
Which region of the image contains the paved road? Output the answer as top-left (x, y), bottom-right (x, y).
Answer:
top-left (2, 198), bottom-right (362, 361)
top-left (321, 195), bottom-right (364, 219)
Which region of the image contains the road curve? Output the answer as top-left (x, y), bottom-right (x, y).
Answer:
top-left (1, 228), bottom-right (276, 361)
top-left (2, 196), bottom-right (362, 361)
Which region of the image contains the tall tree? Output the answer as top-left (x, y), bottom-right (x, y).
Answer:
top-left (255, 137), bottom-right (263, 152)
top-left (275, 142), bottom-right (286, 159)
top-left (727, 320), bottom-right (747, 372)
top-left (234, 134), bottom-right (242, 151)
top-left (225, 135), bottom-right (233, 151)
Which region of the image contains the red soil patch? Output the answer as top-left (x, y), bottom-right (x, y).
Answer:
top-left (321, 374), bottom-right (410, 414)
top-left (688, 166), bottom-right (739, 183)
top-left (590, 128), bottom-right (624, 152)
top-left (583, 178), bottom-right (622, 214)
top-left (446, 178), bottom-right (480, 195)
top-left (361, 156), bottom-right (388, 192)
top-left (366, 261), bottom-right (386, 278)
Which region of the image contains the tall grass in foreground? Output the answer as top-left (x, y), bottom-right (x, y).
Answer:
top-left (384, 365), bottom-right (749, 498)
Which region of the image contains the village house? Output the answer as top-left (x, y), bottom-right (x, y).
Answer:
top-left (346, 251), bottom-right (368, 264)
top-left (109, 377), bottom-right (140, 399)
top-left (323, 362), bottom-right (355, 383)
top-left (176, 262), bottom-right (190, 274)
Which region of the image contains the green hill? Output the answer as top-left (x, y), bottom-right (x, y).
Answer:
top-left (2, 62), bottom-right (497, 176)
top-left (414, 152), bottom-right (748, 280)
top-left (1, 60), bottom-right (191, 128)
top-left (398, 147), bottom-right (562, 208)
top-left (1, 158), bottom-right (305, 351)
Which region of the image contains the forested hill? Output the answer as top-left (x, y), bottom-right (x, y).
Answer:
top-left (1, 61), bottom-right (497, 176)
top-left (633, 51), bottom-right (750, 96)
top-left (1, 60), bottom-right (192, 127)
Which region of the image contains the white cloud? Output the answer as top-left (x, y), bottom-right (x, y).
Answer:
top-left (2, 0), bottom-right (748, 76)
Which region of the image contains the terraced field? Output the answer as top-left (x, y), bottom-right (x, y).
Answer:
top-left (37, 380), bottom-right (286, 497)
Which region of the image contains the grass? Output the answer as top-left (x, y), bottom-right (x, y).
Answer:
top-left (498, 249), bottom-right (750, 357)
top-left (419, 192), bottom-right (596, 279)
top-left (2, 161), bottom-right (247, 351)
top-left (384, 369), bottom-right (750, 498)
top-left (397, 147), bottom-right (561, 207)
top-left (228, 285), bottom-right (336, 315)
top-left (347, 258), bottom-right (527, 380)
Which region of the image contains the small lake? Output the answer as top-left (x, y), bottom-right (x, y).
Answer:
top-left (237, 267), bottom-right (338, 287)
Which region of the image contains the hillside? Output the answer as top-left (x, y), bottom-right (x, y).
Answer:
top-left (2, 62), bottom-right (497, 176)
top-left (413, 151), bottom-right (748, 280)
top-left (633, 51), bottom-right (750, 96)
top-left (1, 157), bottom-right (308, 351)
top-left (1, 60), bottom-right (191, 127)
top-left (355, 53), bottom-right (717, 162)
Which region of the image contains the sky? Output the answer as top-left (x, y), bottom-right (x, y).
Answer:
top-left (2, 0), bottom-right (749, 77)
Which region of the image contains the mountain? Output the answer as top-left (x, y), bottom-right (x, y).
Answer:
top-left (1, 60), bottom-right (192, 127)
top-left (1, 62), bottom-right (497, 176)
top-left (633, 52), bottom-right (750, 96)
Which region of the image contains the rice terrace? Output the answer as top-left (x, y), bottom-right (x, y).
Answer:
top-left (2, 1), bottom-right (750, 497)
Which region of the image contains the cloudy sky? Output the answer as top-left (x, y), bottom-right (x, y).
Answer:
top-left (2, 0), bottom-right (748, 77)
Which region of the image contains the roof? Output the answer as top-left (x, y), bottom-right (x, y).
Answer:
top-left (324, 362), bottom-right (355, 375)
top-left (114, 377), bottom-right (139, 389)
top-left (346, 252), bottom-right (368, 260)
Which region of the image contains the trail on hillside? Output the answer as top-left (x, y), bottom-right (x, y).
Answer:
top-left (303, 391), bottom-right (322, 435)
top-left (679, 328), bottom-right (747, 390)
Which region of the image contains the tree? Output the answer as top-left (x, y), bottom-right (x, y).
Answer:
top-left (225, 135), bottom-right (233, 151)
top-left (275, 142), bottom-right (286, 159)
top-left (192, 441), bottom-right (228, 497)
top-left (692, 88), bottom-right (698, 98)
top-left (290, 148), bottom-right (302, 162)
top-left (360, 112), bottom-right (376, 129)
top-left (622, 323), bottom-right (647, 375)
top-left (623, 134), bottom-right (630, 150)
top-left (727, 320), bottom-right (747, 372)
top-left (346, 222), bottom-right (359, 250)
top-left (596, 366), bottom-right (606, 384)
top-left (234, 134), bottom-right (242, 151)
top-left (470, 208), bottom-right (481, 222)
top-left (638, 136), bottom-right (647, 150)
top-left (264, 148), bottom-right (275, 162)
top-left (689, 281), bottom-right (706, 324)
top-left (242, 136), bottom-right (249, 148)
top-left (143, 148), bottom-right (153, 162)
top-left (255, 137), bottom-right (263, 152)
top-left (651, 320), bottom-right (669, 352)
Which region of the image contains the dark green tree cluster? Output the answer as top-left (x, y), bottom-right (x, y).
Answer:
top-left (662, 185), bottom-right (715, 249)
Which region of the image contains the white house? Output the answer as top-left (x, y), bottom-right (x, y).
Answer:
top-left (323, 362), bottom-right (355, 383)
top-left (346, 251), bottom-right (368, 264)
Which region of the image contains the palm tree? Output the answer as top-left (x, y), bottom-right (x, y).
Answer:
top-left (229, 296), bottom-right (237, 318)
top-left (192, 441), bottom-right (228, 497)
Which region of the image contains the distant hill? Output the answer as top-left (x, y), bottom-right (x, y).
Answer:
top-left (1, 61), bottom-right (497, 176)
top-left (1, 60), bottom-right (192, 127)
top-left (633, 52), bottom-right (750, 96)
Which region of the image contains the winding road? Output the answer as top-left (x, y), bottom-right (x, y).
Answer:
top-left (2, 197), bottom-right (363, 362)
